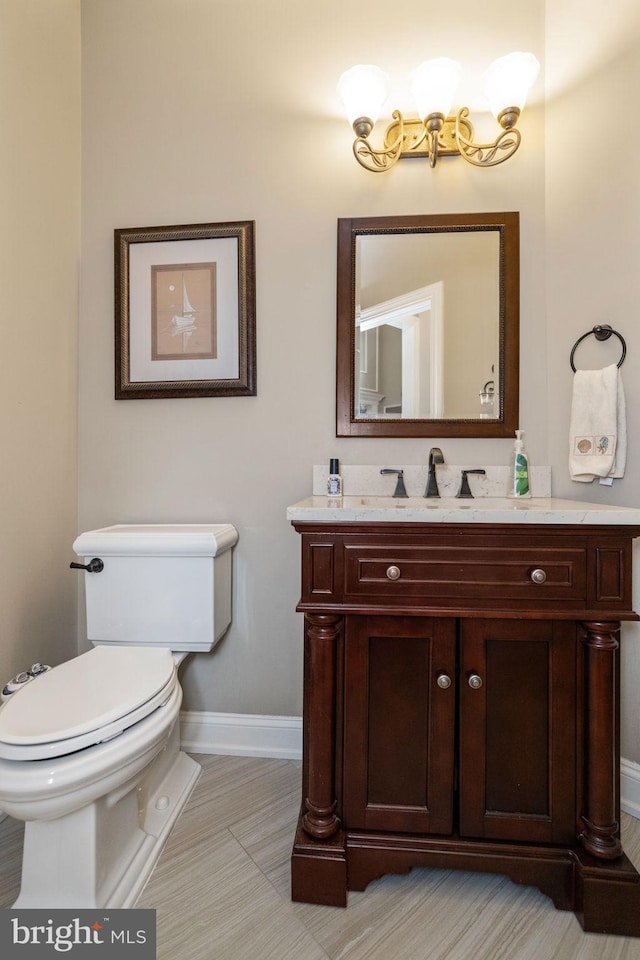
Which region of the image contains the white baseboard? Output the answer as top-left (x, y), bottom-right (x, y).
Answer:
top-left (621, 758), bottom-right (640, 819)
top-left (180, 710), bottom-right (302, 760)
top-left (179, 711), bottom-right (640, 822)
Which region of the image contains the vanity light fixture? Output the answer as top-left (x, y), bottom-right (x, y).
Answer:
top-left (337, 52), bottom-right (540, 171)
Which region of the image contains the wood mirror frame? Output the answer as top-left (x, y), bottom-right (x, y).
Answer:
top-left (336, 212), bottom-right (520, 438)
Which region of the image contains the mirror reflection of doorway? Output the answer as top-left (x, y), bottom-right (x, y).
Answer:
top-left (350, 225), bottom-right (503, 426)
top-left (355, 283), bottom-right (444, 419)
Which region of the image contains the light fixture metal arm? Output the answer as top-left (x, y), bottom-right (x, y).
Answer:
top-left (352, 110), bottom-right (405, 173)
top-left (454, 107), bottom-right (522, 167)
top-left (425, 113), bottom-right (446, 168)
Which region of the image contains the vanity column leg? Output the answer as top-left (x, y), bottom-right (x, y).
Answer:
top-left (579, 620), bottom-right (622, 859)
top-left (302, 612), bottom-right (341, 839)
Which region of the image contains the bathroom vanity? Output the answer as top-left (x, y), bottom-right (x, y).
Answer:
top-left (288, 496), bottom-right (640, 936)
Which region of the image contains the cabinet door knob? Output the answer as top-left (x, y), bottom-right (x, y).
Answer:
top-left (468, 674), bottom-right (483, 690)
top-left (436, 673), bottom-right (452, 689)
top-left (386, 565), bottom-right (401, 581)
top-left (530, 568), bottom-right (547, 584)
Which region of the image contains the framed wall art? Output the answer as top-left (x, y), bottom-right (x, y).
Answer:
top-left (115, 221), bottom-right (256, 399)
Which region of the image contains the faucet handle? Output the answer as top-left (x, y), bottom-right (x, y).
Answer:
top-left (380, 469), bottom-right (409, 499)
top-left (425, 448), bottom-right (445, 498)
top-left (456, 469), bottom-right (486, 499)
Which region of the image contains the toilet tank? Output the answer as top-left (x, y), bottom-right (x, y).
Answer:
top-left (72, 524), bottom-right (238, 652)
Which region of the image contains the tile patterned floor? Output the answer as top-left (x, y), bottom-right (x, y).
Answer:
top-left (2, 754), bottom-right (640, 959)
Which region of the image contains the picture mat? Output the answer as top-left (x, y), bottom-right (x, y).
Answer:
top-left (129, 237), bottom-right (239, 383)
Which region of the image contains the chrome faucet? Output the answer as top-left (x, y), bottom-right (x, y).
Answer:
top-left (424, 448), bottom-right (445, 497)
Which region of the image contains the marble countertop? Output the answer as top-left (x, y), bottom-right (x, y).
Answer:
top-left (287, 496), bottom-right (640, 526)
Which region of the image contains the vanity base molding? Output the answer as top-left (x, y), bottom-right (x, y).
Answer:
top-left (291, 811), bottom-right (640, 935)
top-left (291, 520), bottom-right (640, 937)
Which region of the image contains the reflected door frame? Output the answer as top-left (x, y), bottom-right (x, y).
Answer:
top-left (357, 283), bottom-right (444, 418)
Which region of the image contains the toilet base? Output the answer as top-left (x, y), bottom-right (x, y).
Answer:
top-left (13, 745), bottom-right (201, 909)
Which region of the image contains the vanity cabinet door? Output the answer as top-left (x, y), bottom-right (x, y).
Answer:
top-left (459, 618), bottom-right (577, 845)
top-left (342, 615), bottom-right (456, 835)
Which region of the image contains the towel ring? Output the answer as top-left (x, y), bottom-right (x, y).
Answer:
top-left (569, 325), bottom-right (626, 373)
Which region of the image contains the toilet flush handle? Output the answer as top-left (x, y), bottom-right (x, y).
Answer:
top-left (70, 558), bottom-right (104, 573)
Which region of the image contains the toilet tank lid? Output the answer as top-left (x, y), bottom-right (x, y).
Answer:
top-left (73, 523), bottom-right (238, 557)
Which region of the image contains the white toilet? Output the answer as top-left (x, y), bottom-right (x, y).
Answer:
top-left (0, 523), bottom-right (238, 909)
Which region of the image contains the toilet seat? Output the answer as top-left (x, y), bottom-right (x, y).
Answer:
top-left (0, 646), bottom-right (177, 762)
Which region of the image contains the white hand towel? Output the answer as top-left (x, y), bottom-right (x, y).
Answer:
top-left (569, 363), bottom-right (627, 482)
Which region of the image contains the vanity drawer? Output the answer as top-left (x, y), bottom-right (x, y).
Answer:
top-left (344, 544), bottom-right (587, 603)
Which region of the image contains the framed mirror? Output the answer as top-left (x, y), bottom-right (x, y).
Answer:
top-left (336, 212), bottom-right (519, 437)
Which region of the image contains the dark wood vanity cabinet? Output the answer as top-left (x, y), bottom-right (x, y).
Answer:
top-left (344, 615), bottom-right (577, 845)
top-left (343, 615), bottom-right (456, 837)
top-left (291, 521), bottom-right (640, 936)
top-left (458, 618), bottom-right (577, 845)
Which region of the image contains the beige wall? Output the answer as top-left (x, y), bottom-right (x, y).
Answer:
top-left (79, 0), bottom-right (545, 716)
top-left (1, 0), bottom-right (637, 763)
top-left (0, 1), bottom-right (80, 687)
top-left (545, 0), bottom-right (640, 762)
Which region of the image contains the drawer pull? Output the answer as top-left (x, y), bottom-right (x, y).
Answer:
top-left (386, 565), bottom-right (401, 581)
top-left (531, 568), bottom-right (547, 584)
top-left (468, 674), bottom-right (483, 690)
top-left (436, 673), bottom-right (452, 689)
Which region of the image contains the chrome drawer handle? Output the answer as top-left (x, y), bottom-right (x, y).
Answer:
top-left (531, 568), bottom-right (547, 584)
top-left (468, 674), bottom-right (483, 690)
top-left (386, 565), bottom-right (401, 581)
top-left (437, 673), bottom-right (452, 689)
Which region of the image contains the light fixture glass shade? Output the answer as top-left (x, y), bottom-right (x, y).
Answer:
top-left (483, 52), bottom-right (540, 118)
top-left (411, 58), bottom-right (462, 119)
top-left (337, 64), bottom-right (389, 127)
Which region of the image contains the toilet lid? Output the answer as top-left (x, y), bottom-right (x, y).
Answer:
top-left (0, 646), bottom-right (177, 761)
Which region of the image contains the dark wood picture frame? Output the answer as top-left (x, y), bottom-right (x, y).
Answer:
top-left (115, 221), bottom-right (256, 399)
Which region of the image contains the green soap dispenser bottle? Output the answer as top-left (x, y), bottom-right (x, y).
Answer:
top-left (508, 429), bottom-right (531, 498)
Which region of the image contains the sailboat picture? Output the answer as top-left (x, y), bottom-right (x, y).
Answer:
top-left (151, 261), bottom-right (217, 360)
top-left (171, 278), bottom-right (197, 328)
